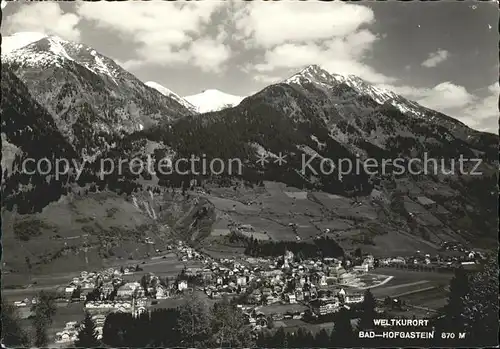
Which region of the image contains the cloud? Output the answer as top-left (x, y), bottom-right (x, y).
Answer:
top-left (421, 49), bottom-right (449, 68)
top-left (190, 38), bottom-right (232, 73)
top-left (76, 1), bottom-right (231, 73)
top-left (461, 83), bottom-right (499, 133)
top-left (251, 32), bottom-right (393, 84)
top-left (379, 82), bottom-right (473, 110)
top-left (380, 82), bottom-right (498, 133)
top-left (235, 2), bottom-right (395, 84)
top-left (3, 2), bottom-right (81, 41)
top-left (417, 82), bottom-right (474, 109)
top-left (234, 1), bottom-right (374, 48)
top-left (254, 74), bottom-right (283, 84)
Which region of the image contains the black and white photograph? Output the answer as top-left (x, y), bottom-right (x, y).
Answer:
top-left (1, 0), bottom-right (499, 348)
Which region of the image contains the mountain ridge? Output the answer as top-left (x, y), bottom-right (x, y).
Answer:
top-left (2, 33), bottom-right (193, 157)
top-left (123, 63), bottom-right (497, 244)
top-left (1, 45), bottom-right (497, 276)
top-left (145, 81), bottom-right (198, 114)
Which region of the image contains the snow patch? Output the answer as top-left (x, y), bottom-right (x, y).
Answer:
top-left (250, 143), bottom-right (279, 159)
top-left (296, 145), bottom-right (324, 159)
top-left (146, 81), bottom-right (197, 112)
top-left (48, 37), bottom-right (74, 61)
top-left (184, 89), bottom-right (244, 113)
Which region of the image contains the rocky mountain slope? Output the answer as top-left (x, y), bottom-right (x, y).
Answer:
top-left (0, 69), bottom-right (213, 275)
top-left (2, 60), bottom-right (497, 276)
top-left (122, 65), bottom-right (497, 244)
top-left (184, 89), bottom-right (245, 113)
top-left (145, 81), bottom-right (198, 114)
top-left (1, 67), bottom-right (77, 213)
top-left (2, 32), bottom-right (193, 157)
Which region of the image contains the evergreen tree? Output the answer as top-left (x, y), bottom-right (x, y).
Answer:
top-left (440, 266), bottom-right (470, 332)
top-left (354, 247), bottom-right (362, 259)
top-left (268, 327), bottom-right (287, 348)
top-left (31, 290), bottom-right (57, 347)
top-left (71, 286), bottom-right (82, 301)
top-left (177, 292), bottom-right (212, 347)
top-left (210, 297), bottom-right (254, 347)
top-left (331, 308), bottom-right (355, 348)
top-left (461, 258), bottom-right (499, 346)
top-left (140, 274), bottom-right (150, 296)
top-left (289, 327), bottom-right (314, 348)
top-left (314, 328), bottom-right (330, 348)
top-left (102, 312), bottom-right (134, 347)
top-left (358, 289), bottom-right (377, 330)
top-left (75, 312), bottom-right (101, 348)
top-left (1, 300), bottom-right (30, 347)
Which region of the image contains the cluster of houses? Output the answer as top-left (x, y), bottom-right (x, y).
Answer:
top-left (55, 322), bottom-right (80, 344)
top-left (64, 268), bottom-right (125, 301)
top-left (50, 237), bottom-right (480, 343)
top-left (238, 305), bottom-right (307, 329)
top-left (186, 250), bottom-right (370, 326)
top-left (85, 298), bottom-right (148, 318)
top-left (377, 248), bottom-right (484, 269)
top-left (200, 251), bottom-right (373, 302)
top-left (176, 241), bottom-right (204, 262)
top-left (12, 230), bottom-right (489, 347)
top-left (55, 315), bottom-right (106, 344)
top-left (62, 265), bottom-right (178, 303)
top-left (13, 297), bottom-right (37, 307)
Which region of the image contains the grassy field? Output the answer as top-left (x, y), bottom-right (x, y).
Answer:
top-left (366, 267), bottom-right (451, 312)
top-left (201, 181), bottom-right (445, 257)
top-left (1, 192), bottom-right (157, 277)
top-left (3, 178), bottom-right (453, 282)
top-left (256, 303), bottom-right (308, 315)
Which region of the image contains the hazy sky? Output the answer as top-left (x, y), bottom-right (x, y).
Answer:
top-left (2, 0), bottom-right (498, 133)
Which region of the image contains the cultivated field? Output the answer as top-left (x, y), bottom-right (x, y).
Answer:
top-left (367, 268), bottom-right (452, 312)
top-left (200, 181), bottom-right (443, 256)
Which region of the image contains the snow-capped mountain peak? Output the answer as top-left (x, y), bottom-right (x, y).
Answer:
top-left (184, 89), bottom-right (245, 113)
top-left (285, 64), bottom-right (425, 118)
top-left (145, 81), bottom-right (197, 113)
top-left (2, 33), bottom-right (124, 82)
top-left (3, 32), bottom-right (194, 157)
top-left (285, 64), bottom-right (345, 86)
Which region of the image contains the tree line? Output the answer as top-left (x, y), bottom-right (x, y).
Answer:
top-left (229, 233), bottom-right (345, 259)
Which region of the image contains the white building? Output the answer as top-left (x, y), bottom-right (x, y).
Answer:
top-left (178, 280), bottom-right (188, 291)
top-left (319, 275), bottom-right (328, 286)
top-left (353, 264), bottom-right (369, 273)
top-left (345, 293), bottom-right (364, 304)
top-left (236, 276), bottom-right (247, 286)
top-left (117, 282), bottom-right (141, 298)
top-left (286, 293), bottom-right (297, 304)
top-left (156, 285), bottom-right (170, 299)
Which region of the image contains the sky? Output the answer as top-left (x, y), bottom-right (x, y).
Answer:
top-left (1, 0), bottom-right (498, 133)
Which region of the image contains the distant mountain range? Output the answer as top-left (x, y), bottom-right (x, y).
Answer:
top-left (145, 82), bottom-right (244, 114)
top-left (184, 89), bottom-right (245, 113)
top-left (126, 64), bottom-right (497, 243)
top-left (1, 32), bottom-right (498, 245)
top-left (145, 81), bottom-right (198, 114)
